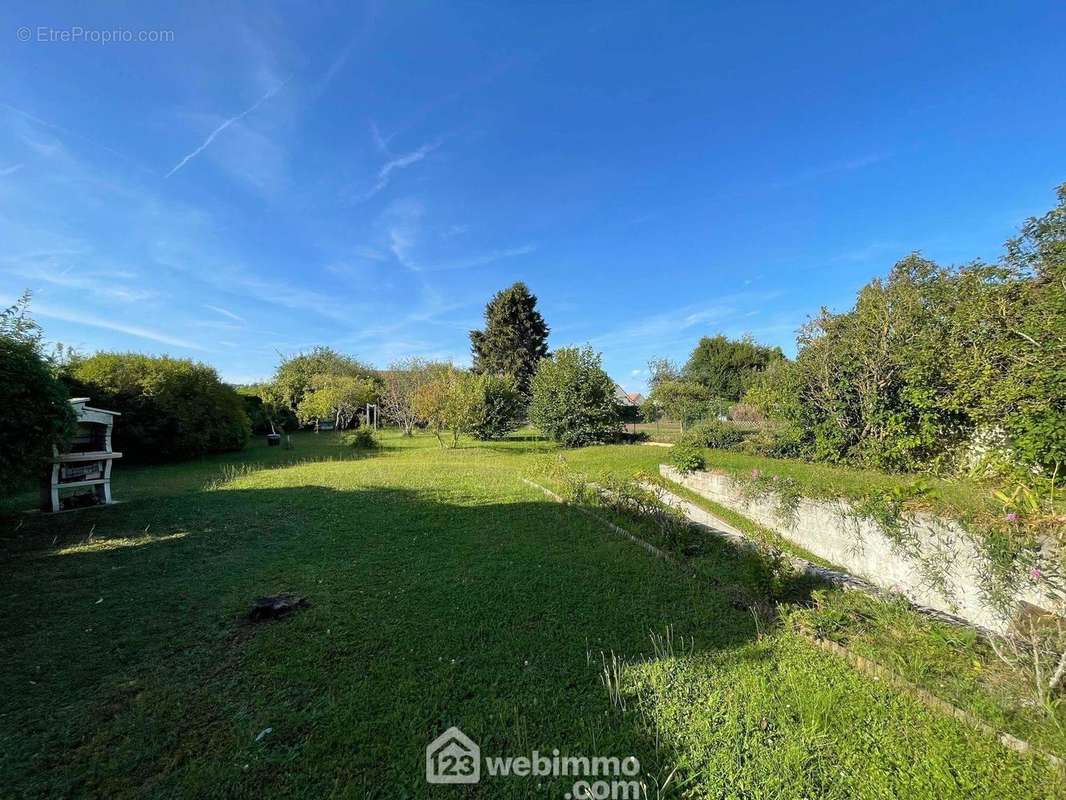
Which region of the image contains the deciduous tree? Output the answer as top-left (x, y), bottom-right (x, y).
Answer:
top-left (411, 366), bottom-right (485, 448)
top-left (682, 335), bottom-right (783, 401)
top-left (380, 358), bottom-right (435, 436)
top-left (296, 374), bottom-right (376, 430)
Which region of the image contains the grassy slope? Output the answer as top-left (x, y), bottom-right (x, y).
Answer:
top-left (1, 433), bottom-right (1060, 798)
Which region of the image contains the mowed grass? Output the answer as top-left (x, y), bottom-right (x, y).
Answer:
top-left (1, 432), bottom-right (1062, 798)
top-left (555, 440), bottom-right (990, 520)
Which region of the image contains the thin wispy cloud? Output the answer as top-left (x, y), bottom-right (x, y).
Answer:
top-left (362, 139), bottom-right (441, 200)
top-left (204, 304), bottom-right (245, 323)
top-left (370, 120), bottom-right (391, 154)
top-left (355, 245), bottom-right (389, 262)
top-left (774, 153), bottom-right (890, 188)
top-left (423, 244), bottom-right (536, 272)
top-left (0, 102), bottom-right (144, 168)
top-left (585, 290), bottom-right (782, 352)
top-left (27, 302), bottom-right (204, 350)
top-left (2, 257), bottom-right (154, 304)
top-left (0, 163), bottom-right (23, 176)
top-left (389, 225), bottom-right (418, 269)
top-left (832, 241), bottom-right (903, 263)
top-left (588, 303), bottom-right (736, 349)
top-left (165, 78), bottom-right (290, 178)
top-left (314, 10), bottom-right (376, 99)
top-left (379, 141), bottom-right (440, 180)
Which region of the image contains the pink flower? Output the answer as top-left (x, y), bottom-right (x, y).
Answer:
top-left (751, 469), bottom-right (762, 479)
top-left (1006, 512), bottom-right (1019, 523)
top-left (1031, 568), bottom-right (1043, 580)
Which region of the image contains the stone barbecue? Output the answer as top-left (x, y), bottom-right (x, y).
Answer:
top-left (41, 398), bottom-right (122, 512)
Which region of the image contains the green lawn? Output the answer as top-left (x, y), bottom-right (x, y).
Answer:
top-left (632, 419), bottom-right (685, 443)
top-left (1, 432), bottom-right (1061, 798)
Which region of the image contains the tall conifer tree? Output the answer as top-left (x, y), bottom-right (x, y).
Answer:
top-left (469, 282), bottom-right (549, 396)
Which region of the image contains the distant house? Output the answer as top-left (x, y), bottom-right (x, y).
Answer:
top-left (613, 384), bottom-right (637, 407)
top-left (627, 392), bottom-right (644, 406)
top-left (613, 384), bottom-right (642, 425)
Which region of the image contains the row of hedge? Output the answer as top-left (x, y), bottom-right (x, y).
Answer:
top-left (61, 353), bottom-right (250, 462)
top-left (741, 186), bottom-right (1064, 480)
top-left (0, 301), bottom-right (252, 485)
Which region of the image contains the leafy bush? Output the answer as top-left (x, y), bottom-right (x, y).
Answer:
top-left (63, 353), bottom-right (250, 461)
top-left (529, 347), bottom-right (622, 447)
top-left (342, 428), bottom-right (378, 449)
top-left (682, 419), bottom-right (747, 450)
top-left (670, 441), bottom-right (706, 473)
top-left (740, 425), bottom-right (806, 459)
top-left (728, 403), bottom-right (764, 424)
top-left (743, 184), bottom-right (1066, 476)
top-left (0, 295), bottom-right (74, 489)
top-left (471, 374), bottom-right (524, 440)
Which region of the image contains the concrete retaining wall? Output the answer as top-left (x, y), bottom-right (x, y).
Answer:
top-left (661, 465), bottom-right (1059, 632)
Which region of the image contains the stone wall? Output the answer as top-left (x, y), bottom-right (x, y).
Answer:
top-left (661, 465), bottom-right (1059, 632)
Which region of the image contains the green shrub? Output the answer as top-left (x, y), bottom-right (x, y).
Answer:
top-left (683, 419), bottom-right (747, 450)
top-left (342, 428), bottom-right (377, 449)
top-left (738, 183), bottom-right (1066, 477)
top-left (670, 441), bottom-right (705, 473)
top-left (740, 424), bottom-right (806, 459)
top-left (529, 347), bottom-right (622, 447)
top-left (63, 353), bottom-right (250, 462)
top-left (471, 374), bottom-right (524, 440)
top-left (0, 301), bottom-right (75, 489)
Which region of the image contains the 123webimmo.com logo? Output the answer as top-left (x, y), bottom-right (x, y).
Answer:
top-left (426, 726), bottom-right (641, 798)
top-left (426, 726), bottom-right (480, 784)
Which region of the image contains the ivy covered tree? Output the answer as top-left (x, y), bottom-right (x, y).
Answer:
top-left (470, 282), bottom-right (549, 397)
top-left (470, 374), bottom-right (524, 440)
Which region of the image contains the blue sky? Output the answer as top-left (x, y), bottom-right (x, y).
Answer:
top-left (2, 2), bottom-right (1064, 392)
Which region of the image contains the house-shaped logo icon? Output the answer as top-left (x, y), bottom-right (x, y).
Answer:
top-left (426, 726), bottom-right (480, 784)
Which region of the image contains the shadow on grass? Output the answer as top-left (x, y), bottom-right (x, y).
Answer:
top-left (0, 473), bottom-right (801, 798)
